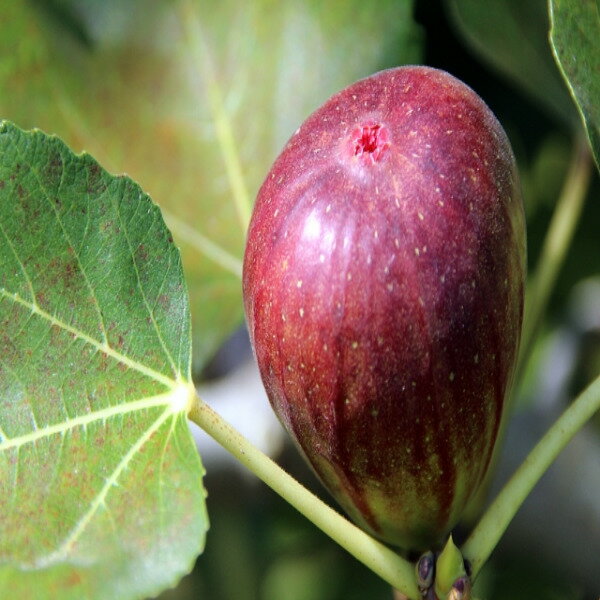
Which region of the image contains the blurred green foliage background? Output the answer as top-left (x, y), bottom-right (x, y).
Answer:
top-left (0, 0), bottom-right (598, 598)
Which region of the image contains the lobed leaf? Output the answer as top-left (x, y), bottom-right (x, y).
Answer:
top-left (0, 122), bottom-right (207, 600)
top-left (0, 0), bottom-right (422, 373)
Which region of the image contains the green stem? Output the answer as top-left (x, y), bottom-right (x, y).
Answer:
top-left (188, 395), bottom-right (420, 600)
top-left (462, 372), bottom-right (600, 577)
top-left (515, 136), bottom-right (592, 386)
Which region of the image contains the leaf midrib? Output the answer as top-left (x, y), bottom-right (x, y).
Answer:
top-left (0, 289), bottom-right (175, 388)
top-left (0, 390), bottom-right (175, 451)
top-left (27, 407), bottom-right (176, 570)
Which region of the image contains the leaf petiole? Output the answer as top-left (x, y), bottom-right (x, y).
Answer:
top-left (462, 372), bottom-right (600, 577)
top-left (188, 394), bottom-right (421, 600)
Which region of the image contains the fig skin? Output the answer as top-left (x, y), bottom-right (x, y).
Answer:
top-left (243, 66), bottom-right (526, 552)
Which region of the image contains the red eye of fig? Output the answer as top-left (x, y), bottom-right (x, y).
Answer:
top-left (243, 66), bottom-right (526, 552)
top-left (351, 122), bottom-right (390, 162)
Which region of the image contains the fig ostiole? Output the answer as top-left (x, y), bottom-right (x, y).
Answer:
top-left (243, 66), bottom-right (526, 552)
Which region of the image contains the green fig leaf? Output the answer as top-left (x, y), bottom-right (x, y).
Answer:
top-left (549, 0), bottom-right (600, 171)
top-left (445, 0), bottom-right (576, 126)
top-left (0, 0), bottom-right (422, 374)
top-left (0, 122), bottom-right (207, 600)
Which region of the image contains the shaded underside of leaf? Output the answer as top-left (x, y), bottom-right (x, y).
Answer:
top-left (549, 0), bottom-right (600, 170)
top-left (0, 122), bottom-right (207, 600)
top-left (445, 0), bottom-right (577, 127)
top-left (0, 0), bottom-right (423, 374)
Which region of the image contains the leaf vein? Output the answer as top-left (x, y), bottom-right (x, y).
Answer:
top-left (19, 142), bottom-right (111, 346)
top-left (0, 217), bottom-right (36, 304)
top-left (115, 184), bottom-right (179, 379)
top-left (0, 289), bottom-right (174, 388)
top-left (162, 209), bottom-right (243, 278)
top-left (181, 2), bottom-right (252, 234)
top-left (0, 390), bottom-right (175, 452)
top-left (33, 408), bottom-right (174, 568)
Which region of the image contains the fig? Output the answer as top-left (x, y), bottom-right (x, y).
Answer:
top-left (243, 66), bottom-right (525, 551)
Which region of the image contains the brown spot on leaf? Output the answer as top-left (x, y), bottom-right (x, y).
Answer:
top-left (35, 291), bottom-right (47, 309)
top-left (64, 571), bottom-right (83, 588)
top-left (135, 244), bottom-right (149, 263)
top-left (100, 220), bottom-right (114, 233)
top-left (43, 152), bottom-right (63, 186)
top-left (42, 255), bottom-right (80, 294)
top-left (87, 162), bottom-right (108, 195)
top-left (157, 294), bottom-right (170, 311)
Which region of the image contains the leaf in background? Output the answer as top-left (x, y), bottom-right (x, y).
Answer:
top-left (445, 0), bottom-right (577, 127)
top-left (0, 122), bottom-right (207, 600)
top-left (521, 133), bottom-right (571, 219)
top-left (549, 0), bottom-right (600, 171)
top-left (0, 0), bottom-right (422, 374)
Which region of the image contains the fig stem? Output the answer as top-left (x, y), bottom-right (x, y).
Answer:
top-left (180, 0), bottom-right (252, 234)
top-left (462, 371), bottom-right (600, 578)
top-left (516, 135), bottom-right (592, 386)
top-left (188, 394), bottom-right (420, 599)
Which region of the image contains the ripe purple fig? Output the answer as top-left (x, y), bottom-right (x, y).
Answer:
top-left (243, 66), bottom-right (525, 551)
